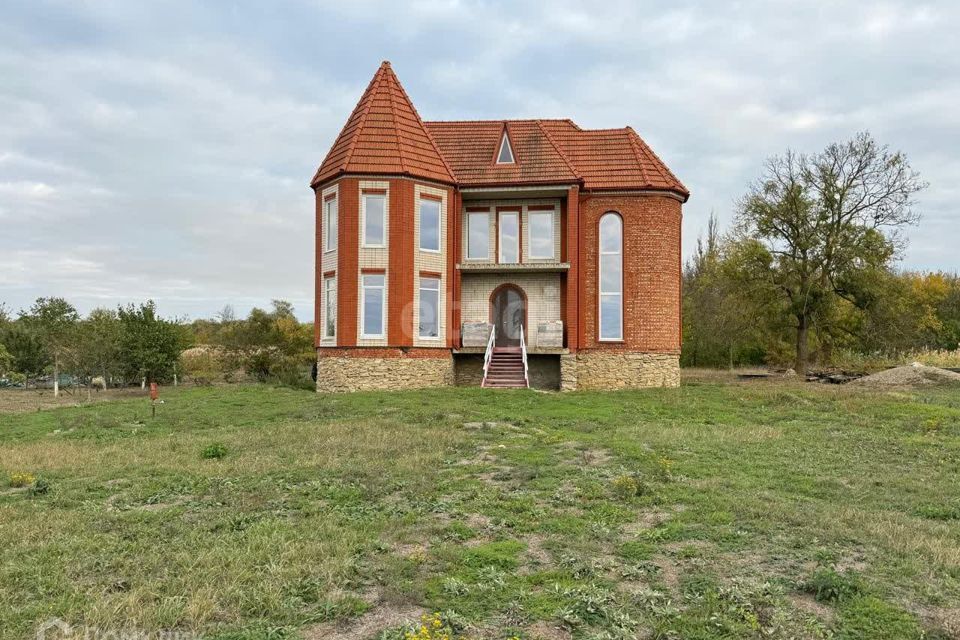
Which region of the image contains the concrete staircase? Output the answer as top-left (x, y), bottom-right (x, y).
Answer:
top-left (482, 347), bottom-right (528, 388)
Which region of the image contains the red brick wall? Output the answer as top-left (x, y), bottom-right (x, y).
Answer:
top-left (314, 189), bottom-right (323, 347)
top-left (388, 179), bottom-right (415, 345)
top-left (579, 194), bottom-right (682, 354)
top-left (337, 178), bottom-right (360, 347)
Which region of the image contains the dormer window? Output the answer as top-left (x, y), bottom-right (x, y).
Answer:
top-left (496, 130), bottom-right (515, 164)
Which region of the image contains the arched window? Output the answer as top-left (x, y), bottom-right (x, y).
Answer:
top-left (598, 213), bottom-right (622, 341)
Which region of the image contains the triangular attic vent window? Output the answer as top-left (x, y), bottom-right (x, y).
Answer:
top-left (496, 131), bottom-right (515, 164)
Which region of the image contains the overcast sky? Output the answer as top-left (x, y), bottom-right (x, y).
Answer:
top-left (2, 1), bottom-right (958, 321)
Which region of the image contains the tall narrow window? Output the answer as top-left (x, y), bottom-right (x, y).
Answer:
top-left (467, 211), bottom-right (489, 260)
top-left (324, 196), bottom-right (338, 252)
top-left (361, 274), bottom-right (385, 338)
top-left (419, 276), bottom-right (440, 339)
top-left (323, 276), bottom-right (336, 339)
top-left (362, 193), bottom-right (386, 247)
top-left (598, 213), bottom-right (623, 341)
top-left (419, 197), bottom-right (441, 252)
top-left (499, 211), bottom-right (519, 263)
top-left (529, 211), bottom-right (554, 259)
top-left (496, 131), bottom-right (515, 164)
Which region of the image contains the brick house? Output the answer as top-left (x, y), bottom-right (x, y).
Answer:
top-left (311, 61), bottom-right (689, 391)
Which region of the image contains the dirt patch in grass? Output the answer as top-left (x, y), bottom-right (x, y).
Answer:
top-left (525, 621), bottom-right (573, 640)
top-left (303, 602), bottom-right (425, 640)
top-left (651, 554), bottom-right (681, 594)
top-left (622, 509), bottom-right (673, 535)
top-left (919, 606), bottom-right (960, 638)
top-left (0, 387), bottom-right (150, 414)
top-left (789, 593), bottom-right (835, 623)
top-left (522, 534), bottom-right (552, 570)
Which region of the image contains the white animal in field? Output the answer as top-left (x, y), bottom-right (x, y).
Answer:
top-left (91, 376), bottom-right (107, 391)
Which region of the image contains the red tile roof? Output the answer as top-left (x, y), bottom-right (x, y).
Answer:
top-left (312, 63), bottom-right (688, 200)
top-left (311, 61), bottom-right (455, 187)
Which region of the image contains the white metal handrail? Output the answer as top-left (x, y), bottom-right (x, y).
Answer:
top-left (481, 324), bottom-right (496, 387)
top-left (519, 324), bottom-right (529, 387)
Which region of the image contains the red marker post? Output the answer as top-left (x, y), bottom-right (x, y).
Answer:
top-left (150, 382), bottom-right (158, 418)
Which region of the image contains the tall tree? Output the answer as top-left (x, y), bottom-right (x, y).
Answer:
top-left (117, 301), bottom-right (183, 385)
top-left (735, 132), bottom-right (926, 373)
top-left (74, 308), bottom-right (122, 389)
top-left (22, 297), bottom-right (79, 396)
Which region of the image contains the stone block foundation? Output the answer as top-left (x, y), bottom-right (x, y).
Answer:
top-left (572, 352), bottom-right (680, 390)
top-left (317, 349), bottom-right (679, 392)
top-left (316, 349), bottom-right (453, 392)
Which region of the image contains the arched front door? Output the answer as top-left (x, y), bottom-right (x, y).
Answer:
top-left (490, 285), bottom-right (526, 347)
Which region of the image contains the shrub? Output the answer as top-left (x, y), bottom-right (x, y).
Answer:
top-left (9, 472), bottom-right (35, 488)
top-left (29, 477), bottom-right (51, 496)
top-left (611, 473), bottom-right (650, 499)
top-left (201, 443), bottom-right (228, 460)
top-left (803, 567), bottom-right (864, 603)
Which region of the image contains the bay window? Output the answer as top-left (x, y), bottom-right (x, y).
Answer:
top-left (362, 193), bottom-right (386, 247)
top-left (598, 213), bottom-right (623, 341)
top-left (323, 276), bottom-right (336, 339)
top-left (324, 196), bottom-right (338, 252)
top-left (361, 274), bottom-right (385, 338)
top-left (419, 197), bottom-right (441, 252)
top-left (419, 276), bottom-right (440, 339)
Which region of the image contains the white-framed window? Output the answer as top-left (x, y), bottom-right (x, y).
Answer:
top-left (324, 197), bottom-right (338, 252)
top-left (362, 193), bottom-right (386, 247)
top-left (599, 213), bottom-right (623, 341)
top-left (419, 276), bottom-right (441, 339)
top-left (528, 210), bottom-right (554, 259)
top-left (467, 211), bottom-right (489, 260)
top-left (419, 198), bottom-right (441, 252)
top-left (361, 273), bottom-right (385, 338)
top-left (323, 275), bottom-right (336, 339)
top-left (496, 131), bottom-right (515, 164)
top-left (498, 210), bottom-right (519, 264)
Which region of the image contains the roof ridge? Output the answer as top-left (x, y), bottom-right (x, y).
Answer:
top-left (624, 127), bottom-right (651, 185)
top-left (536, 119), bottom-right (581, 180)
top-left (627, 126), bottom-right (688, 195)
top-left (384, 67), bottom-right (406, 174)
top-left (389, 65), bottom-right (457, 181)
top-left (310, 69), bottom-right (382, 186)
top-left (424, 118), bottom-right (578, 125)
top-left (341, 64), bottom-right (385, 172)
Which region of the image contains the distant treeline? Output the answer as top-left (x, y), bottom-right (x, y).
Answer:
top-left (0, 299), bottom-right (314, 392)
top-left (683, 214), bottom-right (960, 370)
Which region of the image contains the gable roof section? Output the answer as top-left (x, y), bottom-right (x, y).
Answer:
top-left (426, 118), bottom-right (687, 198)
top-left (425, 120), bottom-right (580, 186)
top-left (311, 61), bottom-right (455, 187)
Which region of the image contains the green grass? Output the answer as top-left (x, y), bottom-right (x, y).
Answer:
top-left (1, 380), bottom-right (959, 639)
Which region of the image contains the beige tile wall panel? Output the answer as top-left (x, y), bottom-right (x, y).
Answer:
top-left (319, 182), bottom-right (339, 346)
top-left (460, 272), bottom-right (562, 349)
top-left (357, 180), bottom-right (389, 346)
top-left (413, 184), bottom-right (447, 347)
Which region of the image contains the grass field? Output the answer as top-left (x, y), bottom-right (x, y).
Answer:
top-left (1, 377), bottom-right (959, 639)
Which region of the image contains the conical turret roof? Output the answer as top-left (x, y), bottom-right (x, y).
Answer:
top-left (311, 61), bottom-right (455, 187)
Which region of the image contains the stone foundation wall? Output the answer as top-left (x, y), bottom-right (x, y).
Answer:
top-left (573, 352), bottom-right (680, 390)
top-left (316, 352), bottom-right (453, 392)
